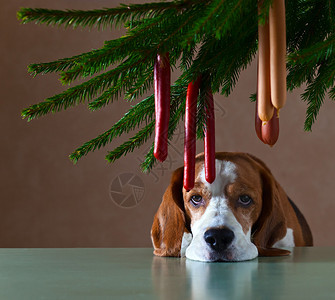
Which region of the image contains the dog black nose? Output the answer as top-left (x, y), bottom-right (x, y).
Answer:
top-left (204, 228), bottom-right (235, 251)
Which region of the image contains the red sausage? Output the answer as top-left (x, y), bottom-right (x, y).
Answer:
top-left (154, 53), bottom-right (171, 162)
top-left (204, 89), bottom-right (216, 184)
top-left (183, 77), bottom-right (201, 191)
top-left (261, 108), bottom-right (280, 146)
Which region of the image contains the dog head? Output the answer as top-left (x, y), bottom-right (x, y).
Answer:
top-left (151, 152), bottom-right (290, 262)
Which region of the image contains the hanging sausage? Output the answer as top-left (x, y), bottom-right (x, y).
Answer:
top-left (154, 53), bottom-right (171, 162)
top-left (183, 77), bottom-right (201, 191)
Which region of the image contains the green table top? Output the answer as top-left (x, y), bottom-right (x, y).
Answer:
top-left (0, 247), bottom-right (334, 300)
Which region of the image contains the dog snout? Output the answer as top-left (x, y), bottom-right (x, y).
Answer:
top-left (204, 228), bottom-right (235, 251)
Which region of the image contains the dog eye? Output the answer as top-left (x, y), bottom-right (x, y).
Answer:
top-left (190, 195), bottom-right (203, 206)
top-left (238, 195), bottom-right (253, 206)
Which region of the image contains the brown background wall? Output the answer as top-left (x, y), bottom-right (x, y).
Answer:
top-left (1, 0), bottom-right (334, 248)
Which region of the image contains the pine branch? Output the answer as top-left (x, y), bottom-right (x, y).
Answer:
top-left (107, 82), bottom-right (186, 166)
top-left (140, 144), bottom-right (156, 173)
top-left (28, 56), bottom-right (81, 76)
top-left (302, 59), bottom-right (335, 131)
top-left (214, 0), bottom-right (249, 39)
top-left (22, 55), bottom-right (152, 121)
top-left (58, 15), bottom-right (165, 84)
top-left (218, 35), bottom-right (257, 96)
top-left (287, 3), bottom-right (333, 106)
top-left (288, 35), bottom-right (335, 66)
top-left (27, 37), bottom-right (136, 76)
top-left (329, 86), bottom-right (335, 101)
top-left (105, 121), bottom-right (155, 163)
top-left (287, 0), bottom-right (330, 52)
top-left (87, 62), bottom-right (153, 111)
top-left (70, 94), bottom-right (155, 163)
top-left (249, 93), bottom-right (257, 102)
top-left (185, 7), bottom-right (257, 97)
top-left (124, 70), bottom-right (154, 101)
top-left (287, 62), bottom-right (318, 91)
top-left (140, 83), bottom-right (187, 172)
top-left (71, 78), bottom-right (188, 164)
top-left (22, 3), bottom-right (203, 120)
top-left (286, 0), bottom-right (335, 129)
top-left (21, 69), bottom-right (116, 120)
top-left (179, 43), bottom-right (197, 71)
top-left (183, 0), bottom-right (225, 44)
top-left (17, 1), bottom-right (199, 29)
top-left (18, 0), bottom-right (335, 167)
top-left (32, 7), bottom-right (199, 85)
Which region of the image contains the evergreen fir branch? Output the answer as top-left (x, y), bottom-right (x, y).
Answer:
top-left (249, 93), bottom-right (257, 102)
top-left (87, 87), bottom-right (122, 111)
top-left (105, 121), bottom-right (155, 163)
top-left (286, 2), bottom-right (334, 89)
top-left (59, 8), bottom-right (198, 84)
top-left (179, 42), bottom-right (197, 71)
top-left (218, 39), bottom-right (257, 96)
top-left (286, 0), bottom-right (334, 120)
top-left (140, 84), bottom-right (187, 172)
top-left (87, 59), bottom-right (153, 111)
top-left (124, 70), bottom-right (154, 102)
top-left (183, 0), bottom-right (225, 44)
top-left (140, 144), bottom-right (155, 173)
top-left (302, 60), bottom-right (335, 131)
top-left (17, 1), bottom-right (198, 30)
top-left (286, 0), bottom-right (330, 53)
top-left (28, 56), bottom-right (81, 76)
top-left (22, 55), bottom-right (152, 121)
top-left (27, 32), bottom-right (146, 77)
top-left (70, 95), bottom-right (155, 163)
top-left (71, 78), bottom-right (188, 164)
top-left (58, 15), bottom-right (164, 83)
top-left (288, 35), bottom-right (335, 66)
top-left (18, 0), bottom-right (335, 167)
top-left (330, 0), bottom-right (335, 30)
top-left (214, 0), bottom-right (252, 40)
top-left (329, 86), bottom-right (335, 101)
top-left (22, 69), bottom-right (118, 121)
top-left (183, 0), bottom-right (255, 44)
top-left (185, 9), bottom-right (257, 97)
top-left (287, 62), bottom-right (318, 91)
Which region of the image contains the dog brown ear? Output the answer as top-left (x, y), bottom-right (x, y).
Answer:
top-left (151, 167), bottom-right (190, 257)
top-left (248, 154), bottom-right (291, 257)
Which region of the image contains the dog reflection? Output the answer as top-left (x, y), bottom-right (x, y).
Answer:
top-left (152, 256), bottom-right (287, 300)
top-left (186, 259), bottom-right (258, 299)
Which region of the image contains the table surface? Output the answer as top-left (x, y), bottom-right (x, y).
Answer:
top-left (0, 247), bottom-right (334, 300)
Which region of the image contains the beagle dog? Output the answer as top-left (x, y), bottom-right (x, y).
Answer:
top-left (151, 152), bottom-right (313, 262)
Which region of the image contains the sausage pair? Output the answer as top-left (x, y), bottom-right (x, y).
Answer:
top-left (153, 57), bottom-right (215, 190)
top-left (256, 0), bottom-right (286, 145)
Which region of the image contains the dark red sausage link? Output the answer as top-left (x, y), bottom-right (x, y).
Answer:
top-left (204, 89), bottom-right (216, 184)
top-left (261, 108), bottom-right (279, 146)
top-left (154, 53), bottom-right (171, 162)
top-left (183, 77), bottom-right (201, 191)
